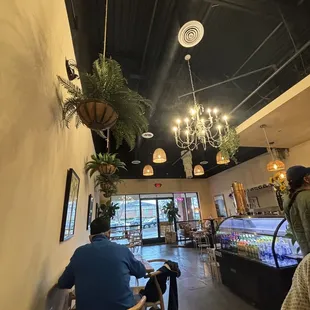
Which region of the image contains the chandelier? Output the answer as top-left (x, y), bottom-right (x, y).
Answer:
top-left (172, 55), bottom-right (230, 151)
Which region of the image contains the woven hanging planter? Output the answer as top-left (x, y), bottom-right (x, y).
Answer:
top-left (100, 183), bottom-right (115, 197)
top-left (76, 99), bottom-right (118, 130)
top-left (98, 164), bottom-right (117, 175)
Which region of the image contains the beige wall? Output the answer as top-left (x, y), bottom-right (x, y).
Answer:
top-left (0, 1), bottom-right (97, 309)
top-left (117, 178), bottom-right (213, 218)
top-left (206, 139), bottom-right (310, 215)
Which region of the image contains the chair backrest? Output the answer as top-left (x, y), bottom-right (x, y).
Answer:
top-left (145, 259), bottom-right (168, 310)
top-left (128, 296), bottom-right (146, 310)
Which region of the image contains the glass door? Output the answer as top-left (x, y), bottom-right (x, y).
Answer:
top-left (141, 199), bottom-right (158, 241)
top-left (158, 198), bottom-right (174, 238)
top-left (141, 197), bottom-right (174, 243)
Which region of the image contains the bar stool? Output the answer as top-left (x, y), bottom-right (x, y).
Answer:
top-left (197, 233), bottom-right (210, 260)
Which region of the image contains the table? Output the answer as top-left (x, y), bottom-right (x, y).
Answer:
top-left (134, 255), bottom-right (154, 273)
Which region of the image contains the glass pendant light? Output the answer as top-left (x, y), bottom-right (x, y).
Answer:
top-left (261, 125), bottom-right (285, 172)
top-left (216, 151), bottom-right (230, 165)
top-left (194, 165), bottom-right (204, 176)
top-left (267, 160), bottom-right (285, 172)
top-left (153, 148), bottom-right (167, 163)
top-left (274, 170), bottom-right (287, 180)
top-left (143, 165), bottom-right (154, 176)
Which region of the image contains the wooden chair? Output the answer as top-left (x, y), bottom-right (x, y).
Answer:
top-left (69, 292), bottom-right (147, 310)
top-left (128, 296), bottom-right (147, 310)
top-left (132, 259), bottom-right (167, 310)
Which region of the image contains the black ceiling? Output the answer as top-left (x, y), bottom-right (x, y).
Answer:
top-left (65, 0), bottom-right (310, 179)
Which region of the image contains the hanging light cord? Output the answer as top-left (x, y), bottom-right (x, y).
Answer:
top-left (103, 0), bottom-right (110, 151)
top-left (261, 126), bottom-right (275, 160)
top-left (187, 59), bottom-right (198, 106)
top-left (103, 0), bottom-right (109, 59)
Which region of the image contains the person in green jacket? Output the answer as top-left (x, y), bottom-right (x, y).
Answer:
top-left (284, 166), bottom-right (310, 256)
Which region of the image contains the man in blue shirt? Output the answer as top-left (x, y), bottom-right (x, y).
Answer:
top-left (58, 217), bottom-right (146, 310)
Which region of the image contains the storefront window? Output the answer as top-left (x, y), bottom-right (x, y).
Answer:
top-left (110, 192), bottom-right (201, 228)
top-left (110, 195), bottom-right (126, 227)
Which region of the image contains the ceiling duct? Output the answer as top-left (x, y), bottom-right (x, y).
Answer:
top-left (178, 20), bottom-right (204, 48)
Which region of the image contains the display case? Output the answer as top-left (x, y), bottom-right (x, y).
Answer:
top-left (215, 216), bottom-right (299, 309)
top-left (216, 215), bottom-right (298, 268)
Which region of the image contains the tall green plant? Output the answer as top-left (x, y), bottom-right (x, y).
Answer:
top-left (58, 55), bottom-right (152, 149)
top-left (162, 201), bottom-right (180, 223)
top-left (219, 127), bottom-right (240, 164)
top-left (99, 201), bottom-right (120, 219)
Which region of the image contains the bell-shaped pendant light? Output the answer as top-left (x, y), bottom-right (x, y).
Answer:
top-left (267, 160), bottom-right (285, 172)
top-left (143, 165), bottom-right (154, 176)
top-left (194, 164), bottom-right (204, 176)
top-left (261, 125), bottom-right (286, 172)
top-left (153, 148), bottom-right (167, 163)
top-left (216, 151), bottom-right (230, 165)
top-left (274, 170), bottom-right (287, 180)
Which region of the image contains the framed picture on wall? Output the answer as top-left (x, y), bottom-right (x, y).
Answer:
top-left (249, 196), bottom-right (260, 209)
top-left (214, 194), bottom-right (228, 218)
top-left (60, 168), bottom-right (80, 242)
top-left (86, 194), bottom-right (94, 230)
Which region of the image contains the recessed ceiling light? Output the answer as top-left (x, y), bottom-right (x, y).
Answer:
top-left (142, 132), bottom-right (154, 139)
top-left (200, 160), bottom-right (208, 165)
top-left (131, 160), bottom-right (141, 165)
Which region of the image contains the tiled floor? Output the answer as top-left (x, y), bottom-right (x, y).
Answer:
top-left (133, 245), bottom-right (256, 310)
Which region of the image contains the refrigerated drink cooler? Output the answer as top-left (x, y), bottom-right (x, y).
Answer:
top-left (215, 216), bottom-right (299, 310)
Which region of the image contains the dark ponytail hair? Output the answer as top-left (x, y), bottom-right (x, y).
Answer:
top-left (288, 178), bottom-right (305, 198)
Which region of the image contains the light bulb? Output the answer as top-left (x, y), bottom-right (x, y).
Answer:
top-left (223, 115), bottom-right (228, 121)
top-left (184, 118), bottom-right (189, 123)
top-left (280, 173), bottom-right (285, 179)
top-left (213, 108), bottom-right (218, 114)
top-left (217, 125), bottom-right (222, 130)
top-left (172, 126), bottom-right (177, 132)
top-left (190, 108), bottom-right (195, 115)
top-left (273, 164), bottom-right (278, 170)
top-left (185, 130), bottom-right (189, 135)
top-left (207, 108), bottom-right (211, 113)
top-left (176, 119), bottom-right (181, 124)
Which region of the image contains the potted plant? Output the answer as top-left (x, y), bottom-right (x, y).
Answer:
top-left (162, 201), bottom-right (180, 244)
top-left (95, 174), bottom-right (122, 198)
top-left (85, 153), bottom-right (126, 177)
top-left (219, 127), bottom-right (240, 164)
top-left (99, 200), bottom-right (120, 220)
top-left (58, 55), bottom-right (152, 149)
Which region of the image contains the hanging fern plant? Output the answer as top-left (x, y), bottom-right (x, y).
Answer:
top-left (57, 55), bottom-right (152, 150)
top-left (219, 127), bottom-right (240, 164)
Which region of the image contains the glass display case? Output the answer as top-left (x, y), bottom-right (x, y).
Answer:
top-left (216, 215), bottom-right (299, 268)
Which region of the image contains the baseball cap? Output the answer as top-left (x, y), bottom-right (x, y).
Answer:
top-left (90, 217), bottom-right (111, 235)
top-left (287, 166), bottom-right (310, 183)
